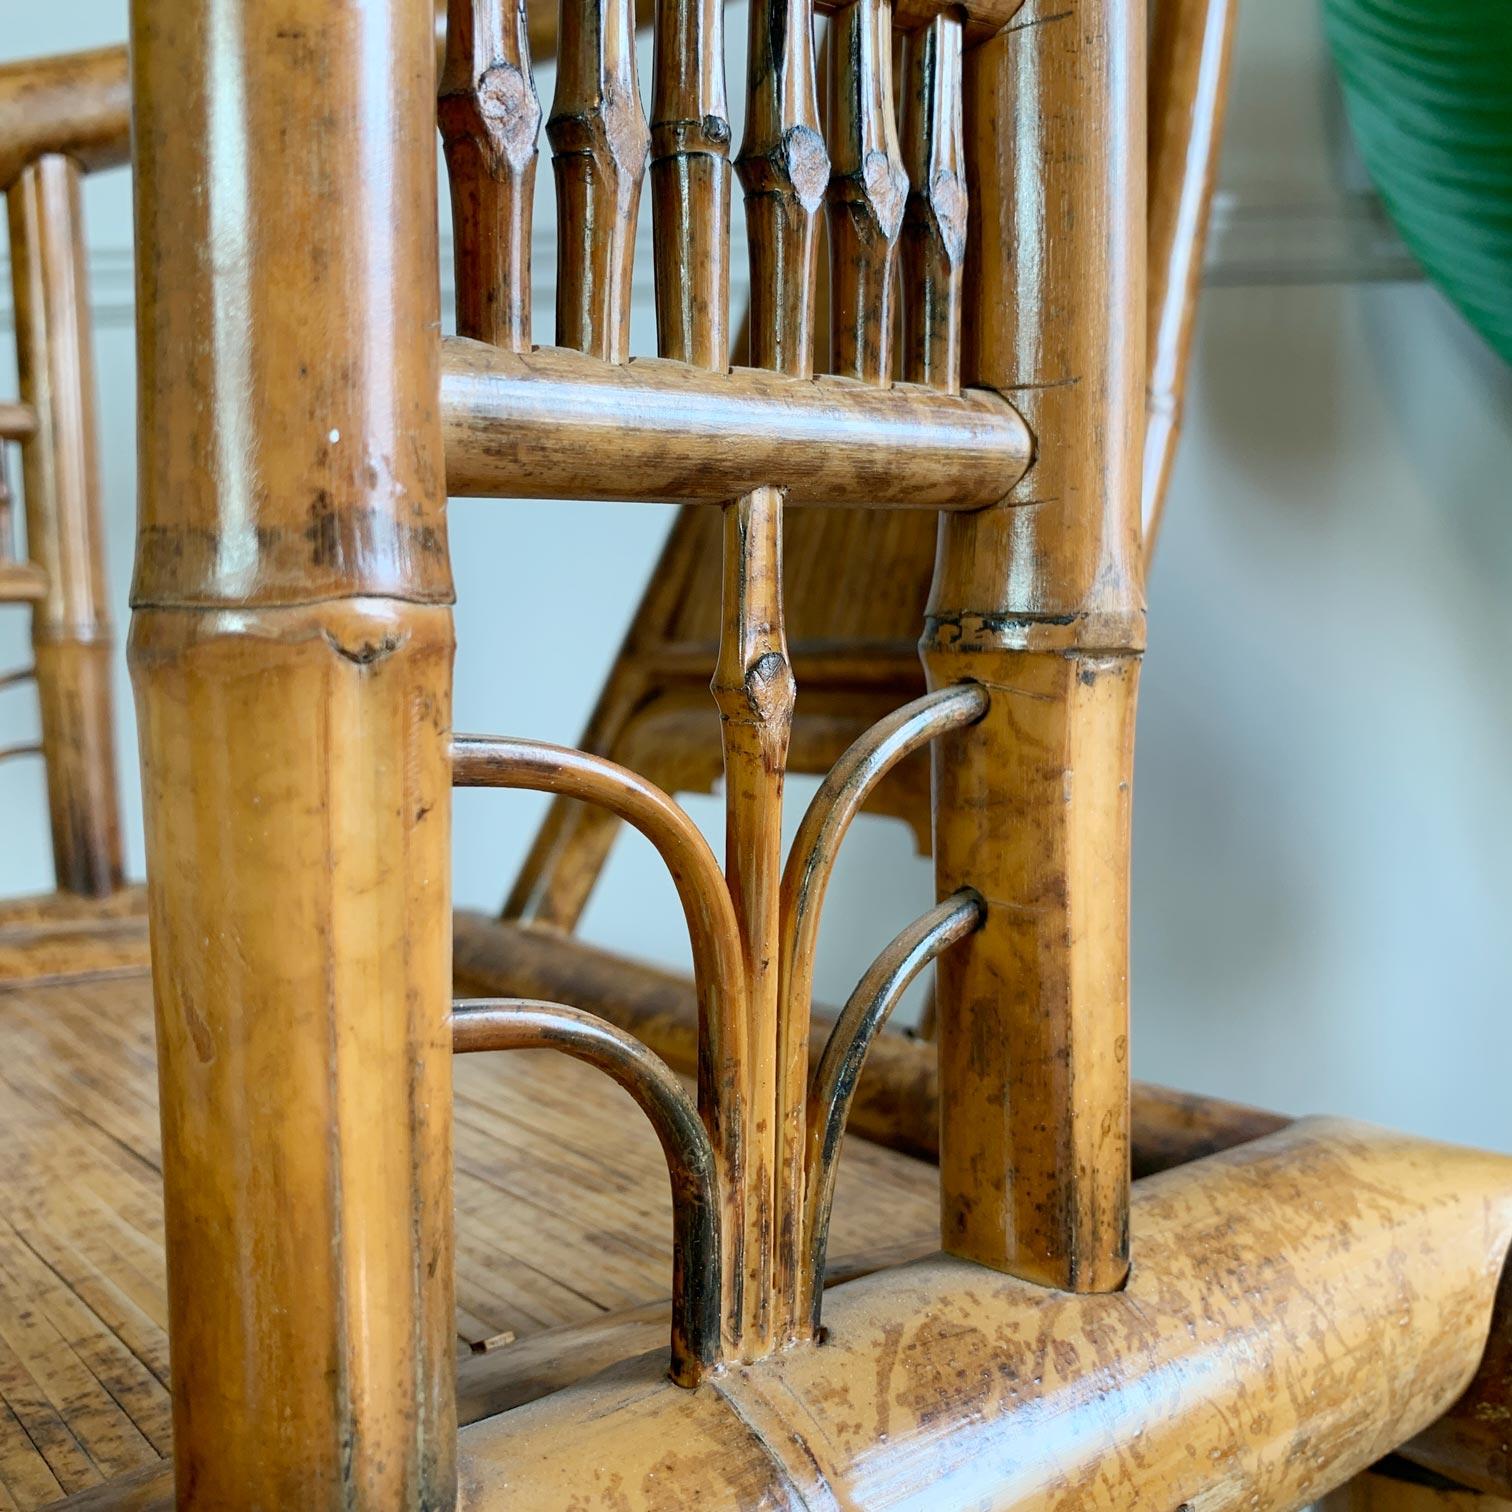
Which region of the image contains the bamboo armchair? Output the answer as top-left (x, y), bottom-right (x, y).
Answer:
top-left (0, 0), bottom-right (1508, 1508)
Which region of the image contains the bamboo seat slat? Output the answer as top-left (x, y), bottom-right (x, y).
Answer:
top-left (0, 962), bottom-right (937, 1509)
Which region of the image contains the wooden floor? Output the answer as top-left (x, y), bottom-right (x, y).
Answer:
top-left (0, 932), bottom-right (939, 1508)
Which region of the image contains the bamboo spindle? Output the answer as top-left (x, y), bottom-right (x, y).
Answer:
top-left (440, 0), bottom-right (542, 350)
top-left (898, 14), bottom-right (966, 392)
top-left (650, 0), bottom-right (731, 368)
top-left (737, 0), bottom-right (828, 377)
top-left (826, 0), bottom-right (907, 385)
top-left (8, 154), bottom-right (122, 898)
top-left (727, 0), bottom-right (826, 1357)
top-left (922, 0), bottom-right (1144, 1292)
top-left (549, 0), bottom-right (650, 362)
top-left (128, 0), bottom-right (457, 1502)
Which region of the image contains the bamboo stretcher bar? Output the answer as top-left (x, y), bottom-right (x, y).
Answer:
top-left (442, 1120), bottom-right (1512, 1510)
top-left (441, 340), bottom-right (1031, 506)
top-left (69, 1123), bottom-right (1512, 1511)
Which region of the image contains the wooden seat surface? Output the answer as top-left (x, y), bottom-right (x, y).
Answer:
top-left (0, 948), bottom-right (938, 1508)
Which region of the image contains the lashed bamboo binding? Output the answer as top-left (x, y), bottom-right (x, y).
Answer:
top-left (0, 0), bottom-right (1507, 1506)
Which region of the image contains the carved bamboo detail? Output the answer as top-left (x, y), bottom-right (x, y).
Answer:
top-left (827, 0), bottom-right (908, 384)
top-left (711, 484), bottom-right (795, 1355)
top-left (439, 0), bottom-right (542, 350)
top-left (898, 14), bottom-right (966, 391)
top-left (736, 0), bottom-right (828, 376)
top-left (650, 0), bottom-right (731, 368)
top-left (549, 0), bottom-right (650, 362)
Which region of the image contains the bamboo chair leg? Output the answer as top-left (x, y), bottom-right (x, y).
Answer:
top-left (8, 154), bottom-right (121, 898)
top-left (922, 0), bottom-right (1143, 1291)
top-left (130, 1), bottom-right (457, 1504)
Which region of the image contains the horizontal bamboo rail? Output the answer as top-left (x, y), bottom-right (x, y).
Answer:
top-left (446, 1120), bottom-right (1512, 1509)
top-left (67, 1123), bottom-right (1512, 1510)
top-left (0, 48), bottom-right (129, 191)
top-left (0, 402), bottom-right (37, 439)
top-left (441, 339), bottom-right (1031, 506)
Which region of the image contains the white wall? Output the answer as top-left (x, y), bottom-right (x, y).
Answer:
top-left (3, 1), bottom-right (1509, 1154)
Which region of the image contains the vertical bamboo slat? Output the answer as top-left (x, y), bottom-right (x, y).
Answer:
top-left (129, 0), bottom-right (457, 1503)
top-left (826, 0), bottom-right (907, 384)
top-left (736, 0), bottom-right (829, 375)
top-left (440, 0), bottom-right (542, 350)
top-left (730, 0), bottom-right (825, 1354)
top-left (898, 15), bottom-right (966, 392)
top-left (922, 0), bottom-right (1144, 1292)
top-left (549, 0), bottom-right (650, 362)
top-left (711, 484), bottom-right (795, 1355)
top-left (8, 155), bottom-right (122, 898)
top-left (650, 0), bottom-right (731, 369)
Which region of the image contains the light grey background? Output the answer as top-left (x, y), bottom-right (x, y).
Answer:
top-left (3, 0), bottom-right (1510, 1155)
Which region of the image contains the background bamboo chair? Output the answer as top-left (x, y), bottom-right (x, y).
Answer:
top-left (0, 0), bottom-right (1509, 1507)
top-left (0, 49), bottom-right (128, 949)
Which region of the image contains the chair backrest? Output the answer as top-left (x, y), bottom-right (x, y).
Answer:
top-left (0, 47), bottom-right (129, 900)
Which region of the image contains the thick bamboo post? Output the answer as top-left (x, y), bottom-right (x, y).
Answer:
top-left (129, 1), bottom-right (456, 1505)
top-left (8, 155), bottom-right (122, 898)
top-left (922, 0), bottom-right (1144, 1291)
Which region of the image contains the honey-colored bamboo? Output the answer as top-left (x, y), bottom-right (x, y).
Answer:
top-left (450, 1120), bottom-right (1512, 1510)
top-left (0, 48), bottom-right (130, 192)
top-left (128, 0), bottom-right (456, 1503)
top-left (921, 0), bottom-right (1144, 1292)
top-left (439, 0), bottom-right (541, 350)
top-left (736, 0), bottom-right (828, 376)
top-left (826, 0), bottom-right (907, 384)
top-left (800, 890), bottom-right (980, 1333)
top-left (549, 0), bottom-right (649, 362)
top-left (452, 999), bottom-right (721, 1385)
top-left (451, 733), bottom-right (747, 1346)
top-left (711, 484), bottom-right (795, 1354)
top-left (1143, 0), bottom-right (1237, 556)
top-left (898, 14), bottom-right (966, 391)
top-left (9, 155), bottom-right (122, 898)
top-left (650, 0), bottom-right (731, 368)
top-left (441, 338), bottom-right (1030, 506)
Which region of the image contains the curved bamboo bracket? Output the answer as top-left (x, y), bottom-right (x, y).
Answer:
top-left (451, 734), bottom-right (747, 1344)
top-left (801, 889), bottom-right (982, 1334)
top-left (452, 998), bottom-right (722, 1384)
